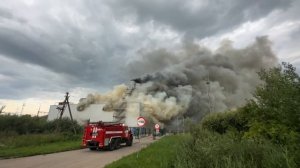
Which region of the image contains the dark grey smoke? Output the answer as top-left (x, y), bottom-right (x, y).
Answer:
top-left (128, 36), bottom-right (277, 121)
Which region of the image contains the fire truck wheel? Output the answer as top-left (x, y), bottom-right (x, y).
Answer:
top-left (108, 139), bottom-right (115, 151)
top-left (126, 138), bottom-right (133, 146)
top-left (115, 138), bottom-right (121, 149)
top-left (89, 147), bottom-right (97, 151)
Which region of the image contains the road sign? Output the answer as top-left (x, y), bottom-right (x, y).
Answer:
top-left (137, 117), bottom-right (146, 127)
top-left (155, 124), bottom-right (160, 129)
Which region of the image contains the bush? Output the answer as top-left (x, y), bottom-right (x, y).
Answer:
top-left (240, 63), bottom-right (300, 165)
top-left (242, 62), bottom-right (300, 144)
top-left (201, 109), bottom-right (248, 134)
top-left (0, 115), bottom-right (47, 134)
top-left (45, 118), bottom-right (83, 134)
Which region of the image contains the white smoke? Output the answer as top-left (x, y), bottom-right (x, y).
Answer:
top-left (77, 84), bottom-right (127, 111)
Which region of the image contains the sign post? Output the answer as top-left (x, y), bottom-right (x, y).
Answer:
top-left (155, 124), bottom-right (160, 129)
top-left (155, 124), bottom-right (160, 135)
top-left (137, 117), bottom-right (146, 127)
top-left (137, 117), bottom-right (146, 140)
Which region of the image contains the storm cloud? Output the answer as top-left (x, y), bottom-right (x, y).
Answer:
top-left (0, 0), bottom-right (299, 112)
top-left (109, 0), bottom-right (293, 38)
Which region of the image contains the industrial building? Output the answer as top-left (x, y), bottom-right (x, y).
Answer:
top-left (47, 102), bottom-right (142, 127)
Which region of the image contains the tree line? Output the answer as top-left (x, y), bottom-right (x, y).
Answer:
top-left (0, 115), bottom-right (82, 135)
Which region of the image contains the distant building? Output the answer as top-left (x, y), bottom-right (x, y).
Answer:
top-left (47, 102), bottom-right (141, 127)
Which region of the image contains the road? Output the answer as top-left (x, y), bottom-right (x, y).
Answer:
top-left (0, 136), bottom-right (157, 168)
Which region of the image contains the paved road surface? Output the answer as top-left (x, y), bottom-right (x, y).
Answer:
top-left (0, 136), bottom-right (157, 168)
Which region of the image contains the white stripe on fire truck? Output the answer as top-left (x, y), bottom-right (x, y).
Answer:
top-left (106, 131), bottom-right (123, 134)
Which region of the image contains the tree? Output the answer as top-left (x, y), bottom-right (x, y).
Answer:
top-left (244, 62), bottom-right (300, 144)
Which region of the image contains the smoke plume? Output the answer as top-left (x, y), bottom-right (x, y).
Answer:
top-left (77, 36), bottom-right (277, 126)
top-left (77, 85), bottom-right (127, 111)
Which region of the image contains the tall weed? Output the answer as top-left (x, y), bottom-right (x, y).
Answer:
top-left (175, 130), bottom-right (296, 168)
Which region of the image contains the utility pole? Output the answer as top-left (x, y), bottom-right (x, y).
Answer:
top-left (182, 116), bottom-right (185, 134)
top-left (20, 103), bottom-right (25, 115)
top-left (56, 92), bottom-right (76, 134)
top-left (57, 92), bottom-right (74, 121)
top-left (0, 105), bottom-right (5, 114)
top-left (36, 105), bottom-right (40, 116)
top-left (206, 72), bottom-right (212, 113)
top-left (177, 116), bottom-right (179, 134)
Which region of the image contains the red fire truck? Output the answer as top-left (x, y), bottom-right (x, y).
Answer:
top-left (82, 121), bottom-right (133, 151)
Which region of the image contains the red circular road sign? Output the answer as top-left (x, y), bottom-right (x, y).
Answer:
top-left (155, 124), bottom-right (160, 129)
top-left (137, 117), bottom-right (146, 127)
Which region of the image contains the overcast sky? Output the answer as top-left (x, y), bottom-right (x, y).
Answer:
top-left (0, 0), bottom-right (299, 114)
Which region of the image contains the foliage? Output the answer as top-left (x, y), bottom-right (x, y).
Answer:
top-left (0, 115), bottom-right (83, 158)
top-left (0, 133), bottom-right (81, 158)
top-left (0, 114), bottom-right (82, 135)
top-left (105, 135), bottom-right (186, 168)
top-left (0, 140), bottom-right (81, 158)
top-left (175, 129), bottom-right (296, 168)
top-left (182, 117), bottom-right (197, 133)
top-left (197, 62), bottom-right (300, 166)
top-left (241, 62), bottom-right (300, 166)
top-left (0, 115), bottom-right (47, 134)
top-left (106, 133), bottom-right (297, 168)
top-left (201, 109), bottom-right (248, 134)
top-left (242, 62), bottom-right (300, 145)
top-left (0, 133), bottom-right (80, 148)
top-left (45, 117), bottom-right (83, 134)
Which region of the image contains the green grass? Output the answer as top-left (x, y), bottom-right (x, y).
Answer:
top-left (106, 132), bottom-right (298, 168)
top-left (105, 135), bottom-right (185, 168)
top-left (0, 140), bottom-right (81, 158)
top-left (0, 133), bottom-right (79, 147)
top-left (0, 133), bottom-right (82, 158)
